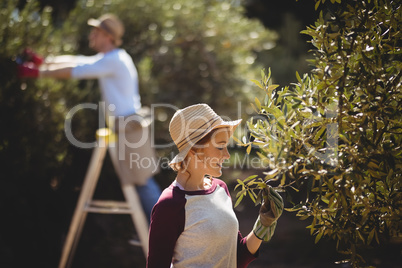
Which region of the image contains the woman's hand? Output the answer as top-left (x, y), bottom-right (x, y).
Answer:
top-left (259, 186), bottom-right (283, 225)
top-left (253, 186), bottom-right (284, 241)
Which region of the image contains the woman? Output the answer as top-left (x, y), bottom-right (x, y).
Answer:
top-left (147, 103), bottom-right (283, 268)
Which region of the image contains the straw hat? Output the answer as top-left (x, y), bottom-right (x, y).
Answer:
top-left (88, 14), bottom-right (124, 46)
top-left (169, 103), bottom-right (242, 166)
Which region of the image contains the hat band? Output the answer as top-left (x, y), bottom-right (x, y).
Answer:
top-left (99, 21), bottom-right (118, 40)
top-left (176, 116), bottom-right (220, 150)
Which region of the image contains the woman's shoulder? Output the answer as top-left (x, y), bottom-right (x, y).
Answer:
top-left (154, 185), bottom-right (187, 210)
top-left (150, 185), bottom-right (187, 229)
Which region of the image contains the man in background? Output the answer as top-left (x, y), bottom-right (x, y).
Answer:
top-left (18, 14), bottom-right (161, 223)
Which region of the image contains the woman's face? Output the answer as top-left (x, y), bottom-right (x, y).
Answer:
top-left (193, 128), bottom-right (231, 177)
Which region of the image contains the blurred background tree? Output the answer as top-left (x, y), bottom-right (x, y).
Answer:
top-left (237, 0), bottom-right (401, 267)
top-left (0, 1), bottom-right (85, 267)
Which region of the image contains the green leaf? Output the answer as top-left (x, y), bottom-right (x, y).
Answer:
top-left (285, 203), bottom-right (304, 212)
top-left (246, 144), bottom-right (252, 154)
top-left (314, 126), bottom-right (326, 141)
top-left (368, 229), bottom-right (376, 245)
top-left (250, 102), bottom-right (258, 113)
top-left (267, 68), bottom-right (272, 84)
top-left (321, 195), bottom-right (329, 204)
top-left (300, 215), bottom-right (310, 220)
top-left (315, 1), bottom-right (320, 10)
top-left (251, 79), bottom-right (264, 89)
top-left (280, 172), bottom-right (286, 186)
top-left (374, 228), bottom-right (379, 244)
top-left (264, 168), bottom-right (279, 179)
top-left (289, 185), bottom-right (300, 192)
top-left (284, 103), bottom-right (288, 117)
top-left (234, 194), bottom-right (244, 208)
top-left (261, 69), bottom-right (265, 82)
top-left (234, 179), bottom-right (244, 191)
top-left (236, 188), bottom-right (246, 198)
top-left (367, 161), bottom-right (379, 169)
top-left (296, 71), bottom-right (302, 83)
top-left (266, 84), bottom-right (279, 93)
top-left (255, 97), bottom-right (261, 110)
top-left (232, 135), bottom-right (241, 144)
top-left (357, 230), bottom-right (365, 243)
top-left (315, 229), bottom-right (324, 243)
top-left (243, 175), bottom-right (258, 183)
top-left (291, 121), bottom-right (300, 129)
top-left (248, 190), bottom-right (257, 203)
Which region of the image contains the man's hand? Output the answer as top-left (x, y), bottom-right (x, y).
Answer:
top-left (21, 48), bottom-right (44, 66)
top-left (17, 62), bottom-right (39, 78)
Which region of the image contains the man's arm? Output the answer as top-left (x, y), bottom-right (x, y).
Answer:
top-left (17, 61), bottom-right (75, 79)
top-left (40, 67), bottom-right (73, 79)
top-left (39, 54), bottom-right (101, 79)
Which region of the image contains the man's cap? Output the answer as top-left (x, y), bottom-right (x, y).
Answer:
top-left (88, 14), bottom-right (124, 46)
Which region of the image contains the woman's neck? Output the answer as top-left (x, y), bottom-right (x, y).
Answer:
top-left (176, 172), bottom-right (209, 191)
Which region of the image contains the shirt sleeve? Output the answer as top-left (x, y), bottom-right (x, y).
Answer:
top-left (236, 231), bottom-right (259, 268)
top-left (71, 54), bottom-right (115, 79)
top-left (147, 187), bottom-right (186, 268)
top-left (47, 54), bottom-right (101, 65)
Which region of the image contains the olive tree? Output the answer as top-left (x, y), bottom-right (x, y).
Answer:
top-left (235, 0), bottom-right (402, 267)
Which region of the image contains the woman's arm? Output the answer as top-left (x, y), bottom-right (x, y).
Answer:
top-left (236, 231), bottom-right (259, 268)
top-left (245, 231), bottom-right (262, 255)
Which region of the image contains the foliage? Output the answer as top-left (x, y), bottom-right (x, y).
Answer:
top-left (236, 0), bottom-right (402, 267)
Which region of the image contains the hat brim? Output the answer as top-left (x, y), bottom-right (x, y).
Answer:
top-left (169, 118), bottom-right (242, 165)
top-left (87, 18), bottom-right (101, 28)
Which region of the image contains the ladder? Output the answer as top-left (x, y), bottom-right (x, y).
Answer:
top-left (58, 128), bottom-right (149, 268)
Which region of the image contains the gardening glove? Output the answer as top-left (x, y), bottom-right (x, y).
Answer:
top-left (21, 48), bottom-right (44, 66)
top-left (253, 185), bottom-right (284, 241)
top-left (17, 62), bottom-right (39, 78)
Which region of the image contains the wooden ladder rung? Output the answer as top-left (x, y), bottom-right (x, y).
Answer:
top-left (85, 200), bottom-right (135, 214)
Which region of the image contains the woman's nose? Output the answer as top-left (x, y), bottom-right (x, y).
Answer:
top-left (223, 147), bottom-right (230, 160)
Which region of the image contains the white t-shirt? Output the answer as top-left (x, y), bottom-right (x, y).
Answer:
top-left (70, 49), bottom-right (141, 118)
